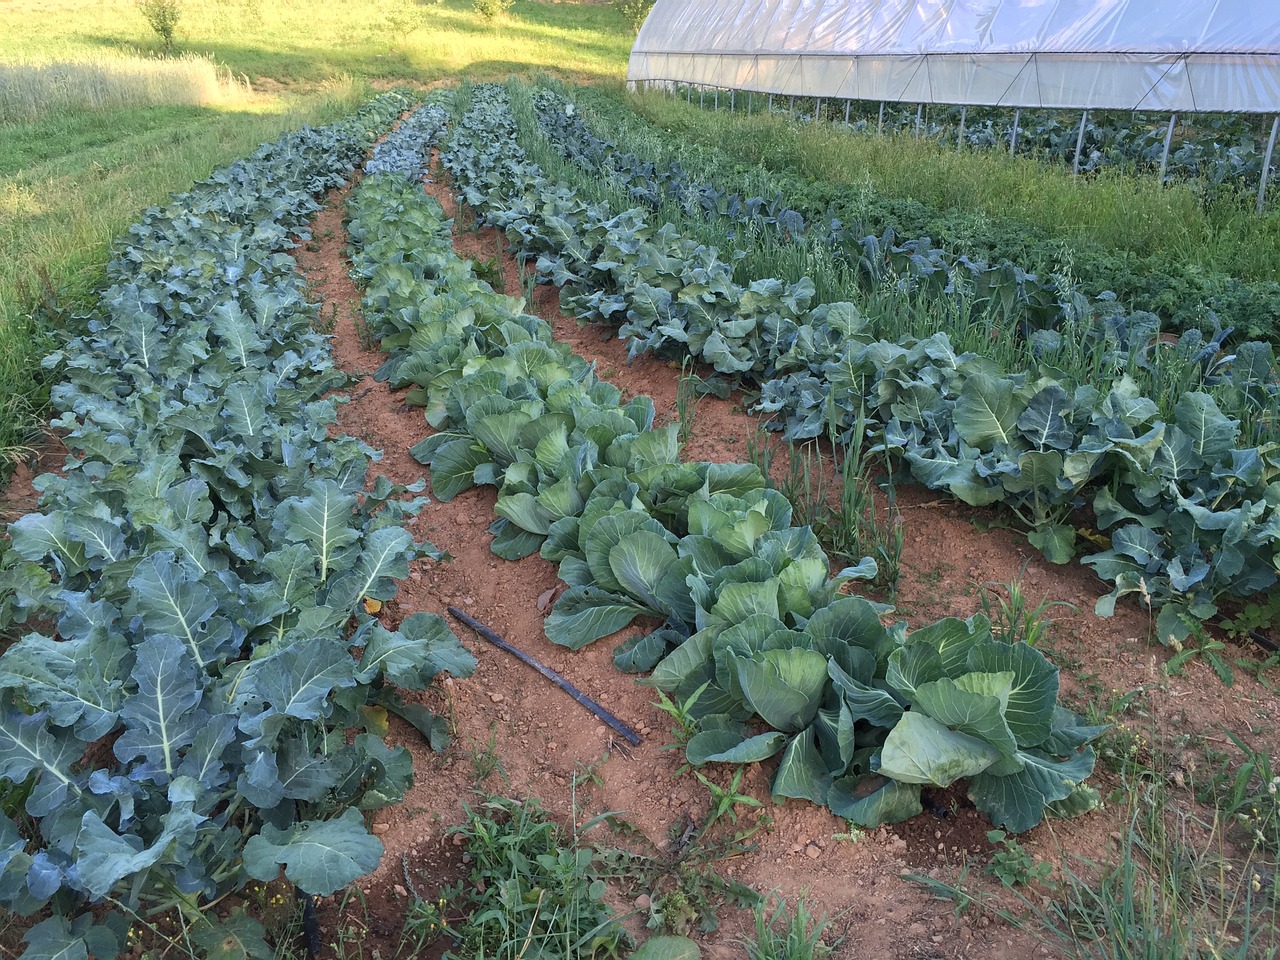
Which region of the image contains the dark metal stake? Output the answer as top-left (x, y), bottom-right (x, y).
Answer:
top-left (447, 606), bottom-right (643, 746)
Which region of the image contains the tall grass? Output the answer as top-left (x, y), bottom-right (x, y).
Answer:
top-left (625, 90), bottom-right (1280, 283)
top-left (0, 54), bottom-right (253, 124)
top-left (0, 80), bottom-right (366, 465)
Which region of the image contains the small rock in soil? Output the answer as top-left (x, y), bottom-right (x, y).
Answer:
top-left (372, 823), bottom-right (390, 835)
top-left (489, 693), bottom-right (504, 703)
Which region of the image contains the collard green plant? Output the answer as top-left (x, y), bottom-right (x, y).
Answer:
top-left (0, 93), bottom-right (476, 960)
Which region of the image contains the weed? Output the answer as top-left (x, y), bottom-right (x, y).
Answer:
top-left (442, 796), bottom-right (631, 959)
top-left (675, 357), bottom-right (700, 446)
top-left (984, 830), bottom-right (1053, 888)
top-left (742, 894), bottom-right (836, 960)
top-left (692, 766), bottom-right (764, 845)
top-left (352, 306), bottom-right (381, 352)
top-left (473, 254), bottom-right (503, 288)
top-left (466, 723), bottom-right (508, 787)
top-left (978, 564), bottom-right (1078, 646)
top-left (650, 682), bottom-right (707, 761)
top-left (136, 0), bottom-right (181, 53)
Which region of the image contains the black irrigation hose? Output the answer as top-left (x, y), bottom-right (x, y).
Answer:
top-left (295, 887), bottom-right (320, 960)
top-left (447, 606), bottom-right (643, 746)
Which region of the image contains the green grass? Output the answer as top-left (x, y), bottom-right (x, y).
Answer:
top-left (0, 82), bottom-right (367, 461)
top-left (0, 0), bottom-right (633, 467)
top-left (625, 90), bottom-right (1280, 283)
top-left (1, 0), bottom-right (633, 85)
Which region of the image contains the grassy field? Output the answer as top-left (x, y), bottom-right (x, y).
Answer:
top-left (0, 0), bottom-right (632, 463)
top-left (626, 89), bottom-right (1280, 283)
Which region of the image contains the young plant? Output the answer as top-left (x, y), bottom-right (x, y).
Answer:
top-left (137, 0), bottom-right (181, 52)
top-left (743, 894), bottom-right (836, 960)
top-left (978, 564), bottom-right (1078, 647)
top-left (984, 830), bottom-right (1053, 888)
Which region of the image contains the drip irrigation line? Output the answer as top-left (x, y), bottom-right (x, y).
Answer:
top-left (295, 887), bottom-right (320, 960)
top-left (447, 606), bottom-right (643, 746)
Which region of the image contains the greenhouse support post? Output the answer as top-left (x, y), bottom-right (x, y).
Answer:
top-left (687, 84), bottom-right (692, 103)
top-left (915, 102), bottom-right (923, 136)
top-left (714, 87), bottom-right (719, 110)
top-left (1010, 108), bottom-right (1021, 154)
top-left (1158, 113), bottom-right (1177, 181)
top-left (748, 91), bottom-right (753, 113)
top-left (878, 101), bottom-right (885, 133)
top-left (1072, 110), bottom-right (1088, 174)
top-left (844, 99), bottom-right (851, 124)
top-left (730, 88), bottom-right (735, 111)
top-left (768, 93), bottom-right (774, 110)
top-left (816, 97), bottom-right (823, 119)
top-left (789, 95), bottom-right (796, 113)
top-left (1258, 115), bottom-right (1280, 215)
top-left (957, 106), bottom-right (967, 149)
top-left (700, 87), bottom-right (705, 108)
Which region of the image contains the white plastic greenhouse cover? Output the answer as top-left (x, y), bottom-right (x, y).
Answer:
top-left (627, 0), bottom-right (1280, 113)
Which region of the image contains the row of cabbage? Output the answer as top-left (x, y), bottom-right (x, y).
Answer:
top-left (587, 86), bottom-right (1280, 345)
top-left (539, 86), bottom-right (1280, 352)
top-left (446, 82), bottom-right (1280, 645)
top-left (0, 94), bottom-right (476, 960)
top-left (348, 90), bottom-right (1106, 841)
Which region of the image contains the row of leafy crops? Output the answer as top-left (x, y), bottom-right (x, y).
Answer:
top-left (590, 86), bottom-right (1280, 344)
top-left (449, 81), bottom-right (1280, 644)
top-left (346, 88), bottom-right (1106, 840)
top-left (0, 94), bottom-right (477, 960)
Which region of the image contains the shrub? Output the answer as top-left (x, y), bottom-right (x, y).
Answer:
top-left (617, 0), bottom-right (655, 32)
top-left (137, 0), bottom-right (181, 53)
top-left (473, 0), bottom-right (513, 21)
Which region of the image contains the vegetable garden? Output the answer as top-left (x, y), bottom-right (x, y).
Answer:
top-left (1, 72), bottom-right (1279, 960)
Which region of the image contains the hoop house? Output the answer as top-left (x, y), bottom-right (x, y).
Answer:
top-left (627, 0), bottom-right (1280, 113)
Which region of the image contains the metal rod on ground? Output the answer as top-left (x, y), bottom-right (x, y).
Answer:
top-left (1258, 115), bottom-right (1279, 215)
top-left (1073, 109), bottom-right (1088, 175)
top-left (915, 102), bottom-right (923, 137)
top-left (1010, 108), bottom-right (1021, 154)
top-left (1158, 112), bottom-right (1177, 182)
top-left (878, 101), bottom-right (884, 133)
top-left (957, 106), bottom-right (967, 149)
top-left (447, 606), bottom-right (643, 746)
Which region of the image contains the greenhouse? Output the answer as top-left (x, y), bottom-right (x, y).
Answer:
top-left (627, 0), bottom-right (1280, 113)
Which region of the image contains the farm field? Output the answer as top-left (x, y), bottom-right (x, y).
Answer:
top-left (2, 5), bottom-right (1280, 960)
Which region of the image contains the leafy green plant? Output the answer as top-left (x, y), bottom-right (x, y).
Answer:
top-left (693, 767), bottom-right (764, 844)
top-left (984, 829), bottom-right (1053, 888)
top-left (742, 894), bottom-right (835, 960)
top-left (467, 723), bottom-right (509, 787)
top-left (0, 92), bottom-right (471, 960)
top-left (348, 87), bottom-right (1112, 839)
top-left (136, 0), bottom-right (181, 53)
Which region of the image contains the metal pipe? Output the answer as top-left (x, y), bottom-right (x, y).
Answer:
top-left (687, 83), bottom-right (692, 103)
top-left (1073, 109), bottom-right (1088, 175)
top-left (844, 99), bottom-right (851, 124)
top-left (748, 90), bottom-right (753, 113)
top-left (1158, 113), bottom-right (1177, 182)
top-left (768, 93), bottom-right (774, 111)
top-left (915, 102), bottom-right (923, 137)
top-left (700, 87), bottom-right (705, 109)
top-left (714, 87), bottom-right (719, 111)
top-left (957, 106), bottom-right (967, 149)
top-left (730, 88), bottom-right (735, 111)
top-left (878, 101), bottom-right (885, 134)
top-left (1009, 108), bottom-right (1021, 154)
top-left (816, 97), bottom-right (823, 120)
top-left (1258, 115), bottom-right (1280, 215)
top-left (789, 95), bottom-right (796, 113)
